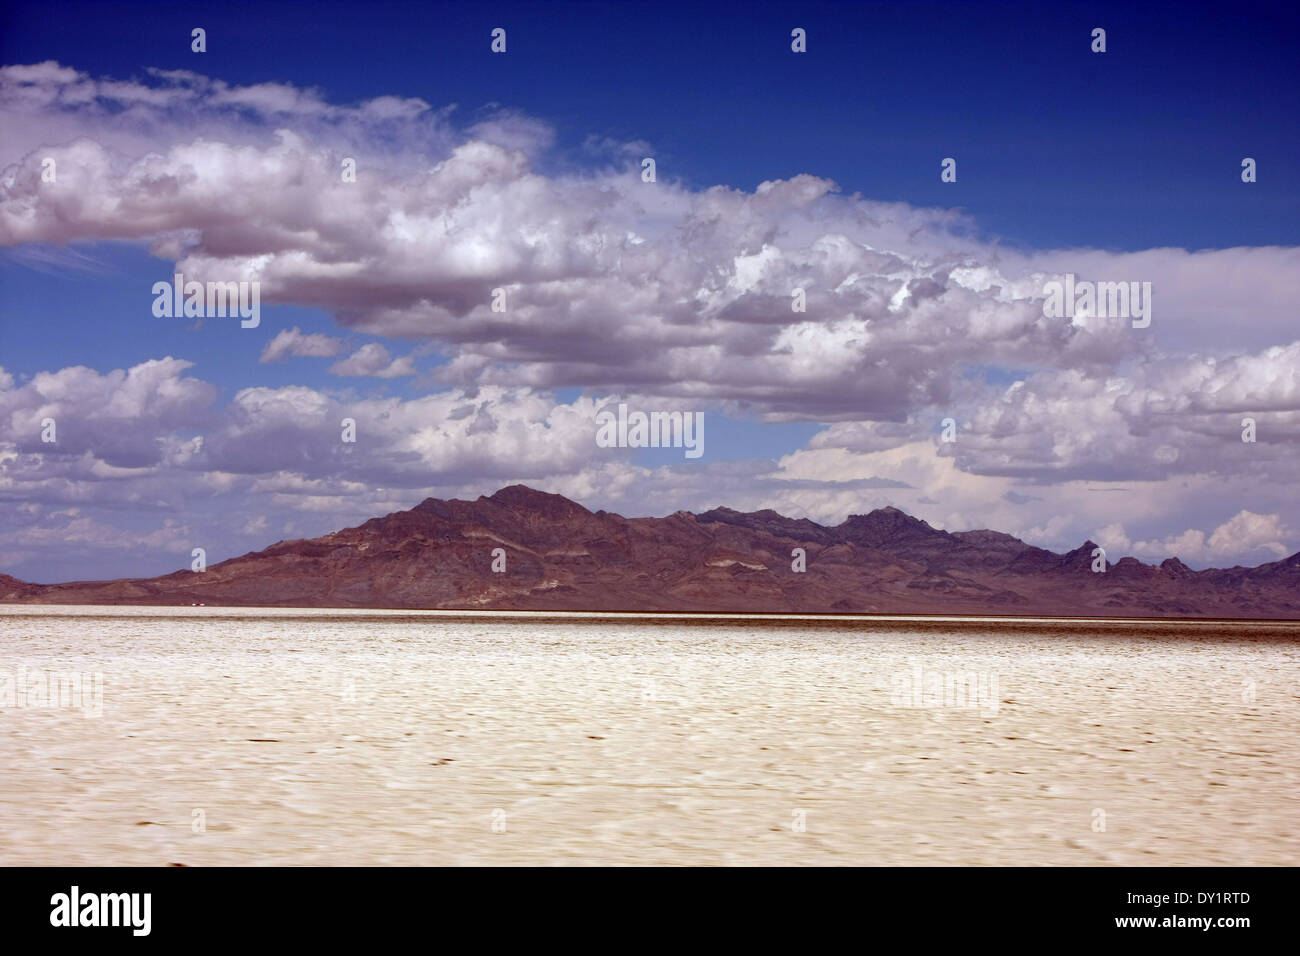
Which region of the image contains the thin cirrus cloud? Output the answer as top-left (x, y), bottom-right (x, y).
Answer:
top-left (0, 61), bottom-right (1297, 577)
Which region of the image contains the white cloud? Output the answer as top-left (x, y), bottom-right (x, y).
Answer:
top-left (0, 357), bottom-right (216, 467)
top-left (1206, 510), bottom-right (1290, 559)
top-left (328, 343), bottom-right (414, 378)
top-left (1102, 510), bottom-right (1291, 563)
top-left (1, 63), bottom-right (1299, 580)
top-left (260, 326), bottom-right (344, 362)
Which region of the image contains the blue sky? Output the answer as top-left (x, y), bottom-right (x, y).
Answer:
top-left (1, 0), bottom-right (1299, 581)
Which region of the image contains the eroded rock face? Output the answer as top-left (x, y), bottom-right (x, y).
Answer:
top-left (4, 484), bottom-right (1298, 618)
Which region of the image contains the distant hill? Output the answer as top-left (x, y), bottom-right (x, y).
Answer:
top-left (2, 484), bottom-right (1298, 618)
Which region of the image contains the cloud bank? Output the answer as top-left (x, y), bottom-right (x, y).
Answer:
top-left (1, 62), bottom-right (1297, 579)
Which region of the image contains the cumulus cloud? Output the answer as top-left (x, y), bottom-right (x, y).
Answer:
top-left (2, 63), bottom-right (1299, 579)
top-left (809, 340), bottom-right (1300, 485)
top-left (0, 357), bottom-right (216, 467)
top-left (0, 356), bottom-right (650, 576)
top-left (1097, 510), bottom-right (1290, 563)
top-left (0, 357), bottom-right (638, 496)
top-left (4, 64), bottom-right (1295, 440)
top-left (0, 355), bottom-right (1293, 577)
top-left (260, 326), bottom-right (345, 362)
top-left (0, 62), bottom-right (1199, 423)
top-left (328, 343), bottom-right (414, 378)
top-left (0, 60), bottom-right (456, 169)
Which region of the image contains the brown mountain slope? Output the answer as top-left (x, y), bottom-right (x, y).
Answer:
top-left (4, 485), bottom-right (1299, 618)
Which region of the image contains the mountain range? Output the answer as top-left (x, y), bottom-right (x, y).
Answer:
top-left (2, 484), bottom-right (1297, 618)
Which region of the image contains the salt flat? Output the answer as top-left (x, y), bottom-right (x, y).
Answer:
top-left (1, 606), bottom-right (1297, 865)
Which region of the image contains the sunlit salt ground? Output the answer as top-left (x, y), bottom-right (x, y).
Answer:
top-left (1, 605), bottom-right (1298, 866)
